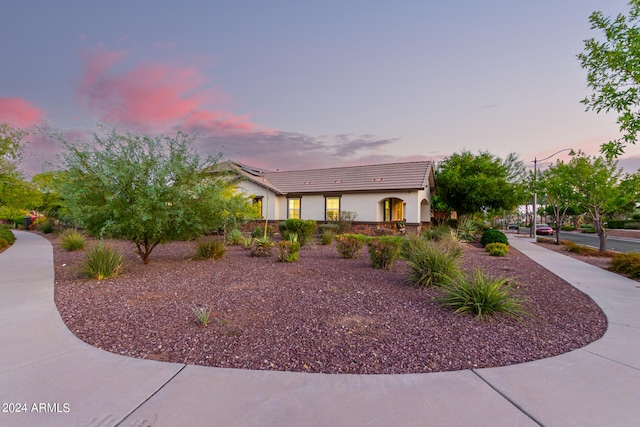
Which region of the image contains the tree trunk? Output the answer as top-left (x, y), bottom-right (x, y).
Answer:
top-left (593, 214), bottom-right (607, 252)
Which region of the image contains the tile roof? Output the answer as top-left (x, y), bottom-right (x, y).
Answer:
top-left (233, 161), bottom-right (433, 195)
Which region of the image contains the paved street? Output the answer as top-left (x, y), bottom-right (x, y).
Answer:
top-left (516, 229), bottom-right (640, 253)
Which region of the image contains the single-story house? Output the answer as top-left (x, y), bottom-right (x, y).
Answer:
top-left (226, 161), bottom-right (435, 232)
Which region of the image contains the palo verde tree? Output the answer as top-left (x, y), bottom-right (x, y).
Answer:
top-left (435, 150), bottom-right (526, 217)
top-left (579, 0), bottom-right (640, 158)
top-left (568, 151), bottom-right (640, 252)
top-left (60, 128), bottom-right (236, 264)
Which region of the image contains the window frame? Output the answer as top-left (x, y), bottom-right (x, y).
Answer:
top-left (325, 196), bottom-right (341, 221)
top-left (288, 197), bottom-right (301, 219)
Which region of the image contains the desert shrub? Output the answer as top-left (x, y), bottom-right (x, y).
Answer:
top-left (252, 225), bottom-right (274, 238)
top-left (402, 238), bottom-right (462, 288)
top-left (190, 304), bottom-right (212, 327)
top-left (457, 218), bottom-right (480, 242)
top-left (563, 240), bottom-right (599, 256)
top-left (279, 219), bottom-right (316, 245)
top-left (60, 229), bottom-right (86, 251)
top-left (195, 238), bottom-right (226, 260)
top-left (82, 243), bottom-right (124, 280)
top-left (480, 229), bottom-right (508, 247)
top-left (0, 228), bottom-right (16, 245)
top-left (367, 235), bottom-right (403, 269)
top-left (421, 225), bottom-right (452, 241)
top-left (485, 242), bottom-right (509, 256)
top-left (251, 235), bottom-right (274, 257)
top-left (225, 229), bottom-right (244, 245)
top-left (561, 225), bottom-right (575, 231)
top-left (335, 233), bottom-right (368, 258)
top-left (277, 240), bottom-right (301, 262)
top-left (318, 223), bottom-right (340, 236)
top-left (242, 236), bottom-right (254, 250)
top-left (320, 230), bottom-right (335, 245)
top-left (610, 252), bottom-right (640, 278)
top-left (439, 269), bottom-right (527, 319)
top-left (0, 238), bottom-right (8, 249)
top-left (334, 211), bottom-right (357, 233)
top-left (374, 228), bottom-right (396, 236)
top-left (37, 220), bottom-right (54, 234)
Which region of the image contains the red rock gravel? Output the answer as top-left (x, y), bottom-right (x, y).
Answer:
top-left (52, 237), bottom-right (606, 374)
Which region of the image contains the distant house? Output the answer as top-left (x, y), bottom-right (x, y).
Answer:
top-left (226, 161), bottom-right (435, 232)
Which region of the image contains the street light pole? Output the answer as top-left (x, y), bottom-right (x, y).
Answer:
top-left (530, 148), bottom-right (574, 239)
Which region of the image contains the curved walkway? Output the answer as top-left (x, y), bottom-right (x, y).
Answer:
top-left (1, 231), bottom-right (639, 427)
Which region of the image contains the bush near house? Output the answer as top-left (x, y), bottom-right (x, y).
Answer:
top-left (335, 234), bottom-right (368, 258)
top-left (279, 219), bottom-right (316, 245)
top-left (485, 242), bottom-right (509, 257)
top-left (367, 235), bottom-right (403, 269)
top-left (480, 229), bottom-right (508, 247)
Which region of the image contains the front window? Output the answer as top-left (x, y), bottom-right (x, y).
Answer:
top-left (253, 197), bottom-right (263, 218)
top-left (384, 199), bottom-right (391, 221)
top-left (326, 197), bottom-right (340, 221)
top-left (288, 198), bottom-right (301, 219)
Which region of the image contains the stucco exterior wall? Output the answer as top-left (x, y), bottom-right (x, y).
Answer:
top-left (236, 181), bottom-right (432, 224)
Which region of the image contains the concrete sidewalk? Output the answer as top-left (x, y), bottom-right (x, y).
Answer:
top-left (1, 231), bottom-right (639, 426)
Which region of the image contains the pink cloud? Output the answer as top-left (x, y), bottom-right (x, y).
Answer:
top-left (0, 97), bottom-right (44, 128)
top-left (77, 47), bottom-right (256, 134)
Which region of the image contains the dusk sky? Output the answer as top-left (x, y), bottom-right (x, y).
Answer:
top-left (2, 0), bottom-right (637, 176)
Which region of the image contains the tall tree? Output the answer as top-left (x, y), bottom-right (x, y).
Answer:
top-left (569, 152), bottom-right (640, 252)
top-left (435, 150), bottom-right (526, 217)
top-left (579, 0), bottom-right (640, 158)
top-left (60, 128), bottom-right (248, 264)
top-left (538, 161), bottom-right (580, 245)
top-left (0, 123), bottom-right (40, 219)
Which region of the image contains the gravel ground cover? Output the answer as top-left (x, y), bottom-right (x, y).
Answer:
top-left (52, 235), bottom-right (607, 374)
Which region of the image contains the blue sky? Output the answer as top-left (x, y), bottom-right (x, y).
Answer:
top-left (1, 0), bottom-right (637, 176)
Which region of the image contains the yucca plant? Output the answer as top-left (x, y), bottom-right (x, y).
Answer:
top-left (439, 268), bottom-right (527, 319)
top-left (278, 239), bottom-right (301, 262)
top-left (242, 236), bottom-right (254, 250)
top-left (195, 238), bottom-right (226, 260)
top-left (190, 304), bottom-right (212, 327)
top-left (225, 228), bottom-right (244, 245)
top-left (457, 218), bottom-right (480, 242)
top-left (251, 235), bottom-right (274, 257)
top-left (82, 243), bottom-right (124, 280)
top-left (60, 229), bottom-right (86, 251)
top-left (402, 238), bottom-right (462, 288)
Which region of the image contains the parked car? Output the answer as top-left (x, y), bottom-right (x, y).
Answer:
top-left (535, 223), bottom-right (554, 235)
top-left (507, 222), bottom-right (518, 230)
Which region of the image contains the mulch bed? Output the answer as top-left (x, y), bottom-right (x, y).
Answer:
top-left (51, 236), bottom-right (607, 374)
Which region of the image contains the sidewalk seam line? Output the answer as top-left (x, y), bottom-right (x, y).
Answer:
top-left (114, 364), bottom-right (187, 426)
top-left (471, 369), bottom-right (545, 427)
top-left (582, 349), bottom-right (640, 372)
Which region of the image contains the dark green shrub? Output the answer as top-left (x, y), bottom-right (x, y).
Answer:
top-left (0, 228), bottom-right (16, 245)
top-left (367, 235), bottom-right (403, 269)
top-left (38, 220), bottom-right (54, 234)
top-left (277, 240), bottom-right (301, 262)
top-left (485, 242), bottom-right (509, 256)
top-left (82, 243), bottom-right (124, 280)
top-left (280, 219), bottom-right (316, 245)
top-left (195, 238), bottom-right (226, 260)
top-left (610, 252), bottom-right (640, 278)
top-left (0, 238), bottom-right (8, 249)
top-left (401, 237), bottom-right (462, 288)
top-left (439, 269), bottom-right (527, 319)
top-left (607, 220), bottom-right (626, 229)
top-left (60, 229), bottom-right (86, 251)
top-left (480, 229), bottom-right (508, 247)
top-left (335, 234), bottom-right (368, 258)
